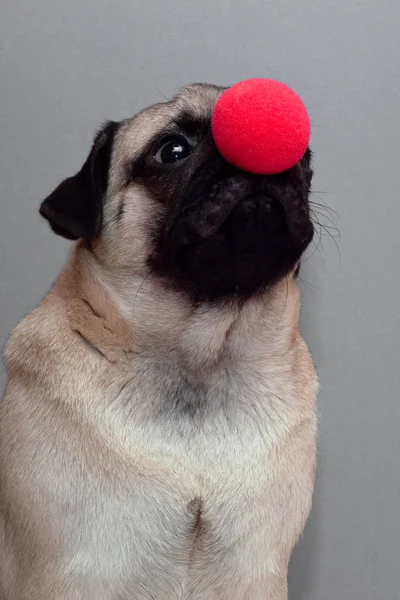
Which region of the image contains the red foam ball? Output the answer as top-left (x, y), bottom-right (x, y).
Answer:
top-left (212, 78), bottom-right (310, 175)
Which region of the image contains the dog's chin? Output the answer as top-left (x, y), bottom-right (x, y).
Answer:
top-left (149, 192), bottom-right (313, 303)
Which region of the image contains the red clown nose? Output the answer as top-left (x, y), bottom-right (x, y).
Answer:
top-left (211, 78), bottom-right (310, 175)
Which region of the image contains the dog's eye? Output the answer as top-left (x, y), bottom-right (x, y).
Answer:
top-left (154, 136), bottom-right (192, 164)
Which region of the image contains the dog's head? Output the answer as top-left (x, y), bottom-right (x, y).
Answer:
top-left (40, 84), bottom-right (313, 302)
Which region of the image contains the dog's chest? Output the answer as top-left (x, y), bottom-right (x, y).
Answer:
top-left (45, 357), bottom-right (312, 599)
top-left (113, 356), bottom-right (281, 479)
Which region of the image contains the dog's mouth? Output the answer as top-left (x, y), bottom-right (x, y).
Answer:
top-left (188, 173), bottom-right (312, 244)
top-left (149, 159), bottom-right (313, 302)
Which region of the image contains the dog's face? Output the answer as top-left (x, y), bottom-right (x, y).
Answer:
top-left (40, 84), bottom-right (313, 302)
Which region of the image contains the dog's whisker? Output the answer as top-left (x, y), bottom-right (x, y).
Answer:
top-left (310, 208), bottom-right (340, 234)
top-left (155, 82), bottom-right (170, 102)
top-left (298, 275), bottom-right (323, 292)
top-left (309, 199), bottom-right (338, 217)
top-left (132, 273), bottom-right (151, 319)
top-left (278, 275), bottom-right (290, 328)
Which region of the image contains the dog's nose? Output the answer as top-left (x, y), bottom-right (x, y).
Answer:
top-left (211, 79), bottom-right (310, 176)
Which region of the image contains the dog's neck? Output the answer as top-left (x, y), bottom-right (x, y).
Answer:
top-left (58, 242), bottom-right (301, 374)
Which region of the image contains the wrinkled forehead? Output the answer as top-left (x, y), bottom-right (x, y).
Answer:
top-left (114, 83), bottom-right (225, 163)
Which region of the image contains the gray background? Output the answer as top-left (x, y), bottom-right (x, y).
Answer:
top-left (1, 0), bottom-right (399, 598)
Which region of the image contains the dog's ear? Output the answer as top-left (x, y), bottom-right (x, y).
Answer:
top-left (39, 121), bottom-right (119, 240)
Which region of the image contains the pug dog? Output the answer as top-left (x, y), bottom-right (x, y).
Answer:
top-left (0, 83), bottom-right (318, 600)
